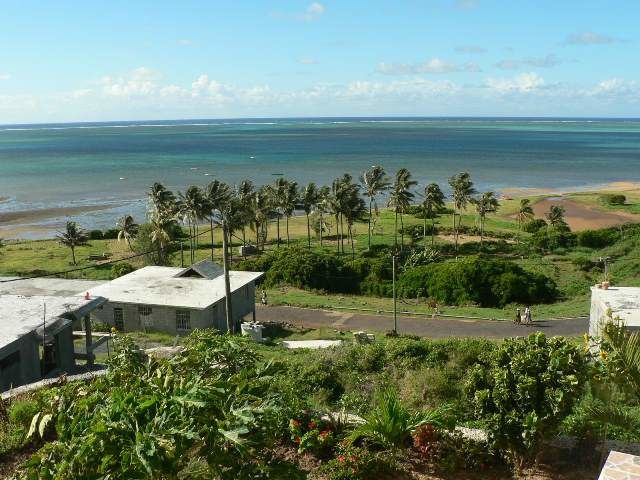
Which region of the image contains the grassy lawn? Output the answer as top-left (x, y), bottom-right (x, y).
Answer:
top-left (566, 190), bottom-right (640, 215)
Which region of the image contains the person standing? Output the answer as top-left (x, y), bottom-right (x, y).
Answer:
top-left (261, 289), bottom-right (268, 306)
top-left (524, 306), bottom-right (531, 324)
top-left (514, 308), bottom-right (521, 325)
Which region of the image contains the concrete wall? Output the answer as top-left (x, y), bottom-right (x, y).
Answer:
top-left (0, 334), bottom-right (41, 392)
top-left (91, 282), bottom-right (257, 335)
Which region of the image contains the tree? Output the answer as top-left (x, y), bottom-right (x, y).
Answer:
top-left (282, 180), bottom-right (299, 245)
top-left (466, 333), bottom-right (588, 472)
top-left (387, 168), bottom-right (417, 250)
top-left (360, 166), bottom-right (390, 249)
top-left (236, 180), bottom-right (255, 246)
top-left (116, 215), bottom-right (138, 251)
top-left (516, 199), bottom-right (535, 243)
top-left (205, 179), bottom-right (233, 259)
top-left (472, 191), bottom-right (500, 248)
top-left (178, 186), bottom-right (207, 264)
top-left (147, 182), bottom-right (176, 219)
top-left (249, 187), bottom-right (274, 252)
top-left (300, 183), bottom-right (319, 248)
top-left (546, 204), bottom-right (568, 230)
top-left (343, 189), bottom-right (367, 258)
top-left (421, 183), bottom-right (445, 248)
top-left (267, 178), bottom-right (289, 247)
top-left (57, 221), bottom-right (88, 265)
top-left (316, 185), bottom-right (331, 247)
top-left (448, 172), bottom-right (476, 252)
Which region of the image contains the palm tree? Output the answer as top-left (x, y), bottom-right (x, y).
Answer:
top-left (301, 183), bottom-right (319, 248)
top-left (316, 185), bottom-right (331, 247)
top-left (360, 166), bottom-right (390, 249)
top-left (147, 182), bottom-right (176, 219)
top-left (546, 204), bottom-right (568, 229)
top-left (57, 221), bottom-right (88, 265)
top-left (516, 198), bottom-right (535, 243)
top-left (387, 168), bottom-right (417, 250)
top-left (473, 191), bottom-right (500, 248)
top-left (249, 187), bottom-right (273, 251)
top-left (148, 214), bottom-right (173, 266)
top-left (236, 180), bottom-right (255, 246)
top-left (343, 190), bottom-right (367, 258)
top-left (421, 183), bottom-right (445, 248)
top-left (282, 181), bottom-right (299, 245)
top-left (448, 172), bottom-right (476, 252)
top-left (205, 179), bottom-right (233, 259)
top-left (116, 215), bottom-right (138, 251)
top-left (268, 178), bottom-right (289, 247)
top-left (178, 186), bottom-right (206, 263)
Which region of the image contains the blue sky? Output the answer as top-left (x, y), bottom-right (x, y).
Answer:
top-left (1, 0), bottom-right (638, 123)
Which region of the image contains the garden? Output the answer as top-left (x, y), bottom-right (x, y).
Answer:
top-left (2, 321), bottom-right (640, 479)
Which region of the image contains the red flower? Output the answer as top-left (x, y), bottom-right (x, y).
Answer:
top-left (308, 420), bottom-right (317, 429)
top-left (338, 455), bottom-right (346, 464)
top-left (294, 436), bottom-right (301, 444)
top-left (319, 430), bottom-right (330, 438)
top-left (290, 419), bottom-right (300, 429)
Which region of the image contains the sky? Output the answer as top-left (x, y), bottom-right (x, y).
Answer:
top-left (0, 0), bottom-right (639, 123)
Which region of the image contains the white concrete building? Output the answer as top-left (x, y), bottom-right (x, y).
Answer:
top-left (87, 260), bottom-right (263, 335)
top-left (0, 294), bottom-right (105, 392)
top-left (589, 286), bottom-right (640, 339)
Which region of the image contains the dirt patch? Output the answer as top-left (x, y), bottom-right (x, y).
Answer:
top-left (532, 197), bottom-right (637, 231)
top-left (438, 234), bottom-right (515, 245)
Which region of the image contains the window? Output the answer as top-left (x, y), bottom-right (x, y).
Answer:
top-left (176, 310), bottom-right (191, 332)
top-left (138, 305), bottom-right (153, 327)
top-left (113, 307), bottom-right (124, 331)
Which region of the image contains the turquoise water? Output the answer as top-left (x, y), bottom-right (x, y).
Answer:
top-left (1, 117), bottom-right (639, 234)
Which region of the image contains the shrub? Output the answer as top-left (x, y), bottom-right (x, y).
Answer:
top-left (294, 360), bottom-right (345, 402)
top-left (88, 230), bottom-right (104, 240)
top-left (319, 445), bottom-right (397, 480)
top-left (522, 218), bottom-right (547, 233)
top-left (601, 194), bottom-right (626, 206)
top-left (102, 228), bottom-right (120, 240)
top-left (577, 228), bottom-right (618, 249)
top-left (571, 256), bottom-right (600, 272)
top-left (111, 262), bottom-right (135, 278)
top-left (465, 332), bottom-right (589, 470)
top-left (289, 414), bottom-right (336, 454)
top-left (8, 398), bottom-right (40, 428)
top-left (397, 256), bottom-right (557, 307)
top-left (530, 225), bottom-right (577, 251)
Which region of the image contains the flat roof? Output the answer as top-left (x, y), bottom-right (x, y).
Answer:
top-left (0, 295), bottom-right (105, 352)
top-left (591, 286), bottom-right (640, 326)
top-left (86, 266), bottom-right (263, 310)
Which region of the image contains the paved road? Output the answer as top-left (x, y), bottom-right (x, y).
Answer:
top-left (256, 305), bottom-right (589, 338)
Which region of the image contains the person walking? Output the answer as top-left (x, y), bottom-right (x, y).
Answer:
top-left (524, 306), bottom-right (532, 324)
top-left (261, 289), bottom-right (268, 306)
top-left (514, 308), bottom-right (521, 325)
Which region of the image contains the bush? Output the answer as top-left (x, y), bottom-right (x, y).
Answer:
top-left (601, 194), bottom-right (626, 206)
top-left (319, 445), bottom-right (397, 480)
top-left (577, 228), bottom-right (619, 249)
top-left (88, 230), bottom-right (104, 240)
top-left (102, 228), bottom-right (120, 240)
top-left (397, 255), bottom-right (557, 307)
top-left (111, 262), bottom-right (135, 278)
top-left (8, 398), bottom-right (40, 428)
top-left (572, 256), bottom-right (600, 272)
top-left (238, 247), bottom-right (360, 293)
top-left (465, 332), bottom-right (589, 469)
top-left (531, 226), bottom-right (577, 251)
top-left (522, 218), bottom-right (547, 233)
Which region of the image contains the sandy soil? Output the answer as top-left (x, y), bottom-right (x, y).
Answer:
top-left (532, 197), bottom-right (637, 231)
top-left (438, 234), bottom-right (515, 245)
top-left (501, 181), bottom-right (640, 198)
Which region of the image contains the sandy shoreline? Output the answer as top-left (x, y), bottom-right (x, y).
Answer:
top-left (499, 181), bottom-right (640, 198)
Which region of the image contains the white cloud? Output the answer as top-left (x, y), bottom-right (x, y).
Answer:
top-left (495, 60), bottom-right (519, 70)
top-left (565, 31), bottom-right (617, 45)
top-left (377, 58), bottom-right (481, 75)
top-left (302, 2), bottom-right (324, 21)
top-left (178, 39), bottom-right (193, 46)
top-left (590, 78), bottom-right (639, 98)
top-left (495, 54), bottom-right (566, 70)
top-left (486, 72), bottom-right (545, 93)
top-left (455, 45), bottom-right (486, 54)
top-left (455, 0), bottom-right (478, 10)
top-left (100, 67), bottom-right (160, 97)
top-left (0, 73), bottom-right (10, 80)
top-left (298, 57), bottom-right (319, 65)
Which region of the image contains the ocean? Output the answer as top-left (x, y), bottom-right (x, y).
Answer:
top-left (1, 117), bottom-right (639, 238)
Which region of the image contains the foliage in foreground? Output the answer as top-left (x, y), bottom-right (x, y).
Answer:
top-left (465, 332), bottom-right (589, 469)
top-left (19, 332), bottom-right (288, 479)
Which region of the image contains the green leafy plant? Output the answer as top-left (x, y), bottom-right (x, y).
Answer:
top-left (465, 332), bottom-right (588, 471)
top-left (319, 445), bottom-right (397, 480)
top-left (288, 415), bottom-right (335, 454)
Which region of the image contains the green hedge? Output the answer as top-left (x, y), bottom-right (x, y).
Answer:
top-left (577, 228), bottom-right (619, 249)
top-left (601, 194), bottom-right (626, 206)
top-left (397, 255), bottom-right (557, 307)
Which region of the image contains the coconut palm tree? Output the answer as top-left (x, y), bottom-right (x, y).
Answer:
top-left (205, 179), bottom-right (233, 259)
top-left (267, 178), bottom-right (289, 247)
top-left (148, 214), bottom-right (173, 266)
top-left (360, 166), bottom-right (391, 249)
top-left (316, 185), bottom-right (331, 247)
top-left (301, 182), bottom-right (319, 248)
top-left (448, 172), bottom-right (476, 252)
top-left (116, 215), bottom-right (138, 251)
top-left (343, 190), bottom-right (367, 258)
top-left (421, 183), bottom-right (445, 248)
top-left (473, 191), bottom-right (500, 248)
top-left (516, 199), bottom-right (535, 231)
top-left (57, 221), bottom-right (88, 265)
top-left (236, 180), bottom-right (255, 246)
top-left (147, 182), bottom-right (176, 219)
top-left (282, 181), bottom-right (299, 245)
top-left (178, 186), bottom-right (207, 263)
top-left (546, 204), bottom-right (568, 230)
top-left (249, 187), bottom-right (273, 251)
top-left (388, 168), bottom-right (417, 250)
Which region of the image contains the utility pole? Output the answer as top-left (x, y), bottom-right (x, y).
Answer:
top-left (392, 254), bottom-right (397, 334)
top-left (222, 220), bottom-right (234, 334)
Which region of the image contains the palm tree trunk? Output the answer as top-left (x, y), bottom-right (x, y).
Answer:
top-left (340, 214), bottom-right (345, 253)
top-left (394, 209), bottom-right (398, 249)
top-left (276, 216), bottom-right (280, 247)
top-left (335, 215), bottom-right (340, 253)
top-left (368, 197), bottom-right (372, 249)
top-left (423, 217), bottom-right (427, 250)
top-left (286, 216), bottom-right (290, 245)
top-left (453, 211), bottom-right (458, 253)
top-left (480, 216), bottom-right (484, 249)
top-left (319, 212), bottom-right (324, 246)
top-left (71, 246), bottom-right (76, 265)
top-left (400, 212), bottom-right (404, 251)
top-left (432, 216), bottom-right (436, 247)
top-left (210, 218), bottom-right (215, 261)
top-left (306, 213), bottom-right (311, 248)
top-left (349, 224), bottom-right (355, 259)
top-left (242, 227), bottom-right (246, 246)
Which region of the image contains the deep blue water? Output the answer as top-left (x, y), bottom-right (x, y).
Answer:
top-left (1, 117), bottom-right (639, 235)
